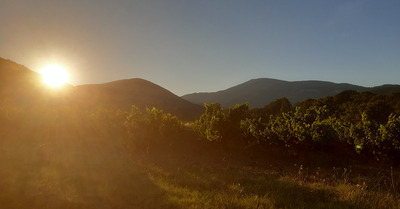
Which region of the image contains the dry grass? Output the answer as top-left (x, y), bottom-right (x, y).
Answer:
top-left (0, 125), bottom-right (399, 209)
top-left (137, 157), bottom-right (400, 209)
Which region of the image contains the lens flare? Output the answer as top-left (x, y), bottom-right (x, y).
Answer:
top-left (40, 64), bottom-right (69, 87)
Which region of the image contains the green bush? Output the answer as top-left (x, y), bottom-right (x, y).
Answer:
top-left (124, 106), bottom-right (183, 144)
top-left (193, 103), bottom-right (248, 142)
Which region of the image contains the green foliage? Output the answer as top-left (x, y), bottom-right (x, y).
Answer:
top-left (146, 107), bottom-right (183, 137)
top-left (124, 106), bottom-right (183, 143)
top-left (240, 117), bottom-right (267, 143)
top-left (310, 117), bottom-right (339, 145)
top-left (194, 103), bottom-right (249, 142)
top-left (346, 112), bottom-right (400, 161)
top-left (246, 106), bottom-right (339, 150)
top-left (269, 110), bottom-right (305, 149)
top-left (381, 113), bottom-right (400, 150)
top-left (193, 103), bottom-right (225, 141)
top-left (192, 91), bottom-right (400, 162)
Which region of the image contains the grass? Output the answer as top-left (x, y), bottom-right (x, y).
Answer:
top-left (0, 126), bottom-right (399, 209)
top-left (137, 157), bottom-right (400, 209)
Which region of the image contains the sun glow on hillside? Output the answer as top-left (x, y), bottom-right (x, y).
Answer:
top-left (40, 64), bottom-right (69, 87)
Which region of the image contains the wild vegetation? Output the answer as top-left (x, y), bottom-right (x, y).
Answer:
top-left (194, 91), bottom-right (400, 163)
top-left (1, 90), bottom-right (400, 208)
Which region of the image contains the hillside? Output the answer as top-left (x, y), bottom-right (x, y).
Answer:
top-left (0, 57), bottom-right (202, 121)
top-left (74, 79), bottom-right (203, 121)
top-left (0, 58), bottom-right (51, 106)
top-left (182, 78), bottom-right (400, 108)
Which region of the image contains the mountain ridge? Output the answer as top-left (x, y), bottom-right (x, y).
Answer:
top-left (2, 57), bottom-right (400, 116)
top-left (0, 57), bottom-right (202, 121)
top-left (182, 78), bottom-right (399, 108)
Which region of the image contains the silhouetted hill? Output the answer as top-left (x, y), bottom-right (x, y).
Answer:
top-left (369, 85), bottom-right (400, 95)
top-left (182, 78), bottom-right (400, 108)
top-left (0, 57), bottom-right (202, 120)
top-left (3, 57), bottom-right (399, 119)
top-left (75, 79), bottom-right (203, 120)
top-left (0, 57), bottom-right (45, 105)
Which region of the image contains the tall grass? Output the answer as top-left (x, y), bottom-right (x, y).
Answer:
top-left (0, 105), bottom-right (399, 208)
top-left (138, 158), bottom-right (400, 209)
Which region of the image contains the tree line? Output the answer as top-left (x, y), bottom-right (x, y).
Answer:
top-left (1, 90), bottom-right (400, 163)
top-left (194, 91), bottom-right (400, 163)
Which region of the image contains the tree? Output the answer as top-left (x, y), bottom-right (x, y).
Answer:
top-left (124, 106), bottom-right (183, 144)
top-left (194, 103), bottom-right (249, 142)
top-left (365, 98), bottom-right (393, 124)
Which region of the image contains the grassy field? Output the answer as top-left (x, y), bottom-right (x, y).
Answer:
top-left (0, 126), bottom-right (399, 209)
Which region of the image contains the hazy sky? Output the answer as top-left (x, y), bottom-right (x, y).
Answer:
top-left (1, 0), bottom-right (399, 95)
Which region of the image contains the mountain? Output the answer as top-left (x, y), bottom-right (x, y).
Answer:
top-left (182, 78), bottom-right (400, 108)
top-left (0, 57), bottom-right (202, 121)
top-left (0, 58), bottom-right (47, 106)
top-left (369, 85), bottom-right (400, 95)
top-left (74, 79), bottom-right (203, 120)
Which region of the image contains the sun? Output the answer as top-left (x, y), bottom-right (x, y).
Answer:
top-left (40, 64), bottom-right (69, 87)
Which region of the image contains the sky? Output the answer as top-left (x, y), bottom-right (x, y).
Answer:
top-left (1, 0), bottom-right (399, 96)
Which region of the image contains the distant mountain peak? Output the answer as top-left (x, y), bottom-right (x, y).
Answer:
top-left (182, 78), bottom-right (400, 108)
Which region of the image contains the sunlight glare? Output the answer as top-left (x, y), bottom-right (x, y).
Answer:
top-left (40, 64), bottom-right (69, 87)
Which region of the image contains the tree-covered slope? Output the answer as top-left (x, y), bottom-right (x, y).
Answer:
top-left (182, 78), bottom-right (400, 108)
